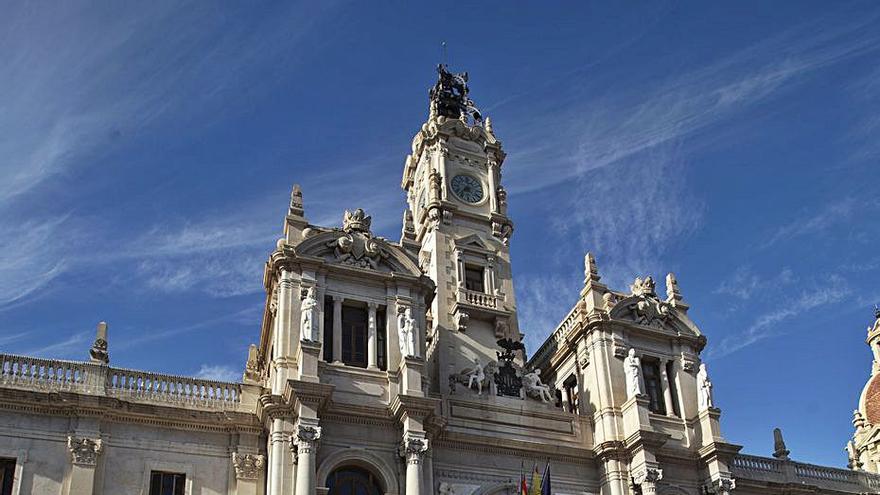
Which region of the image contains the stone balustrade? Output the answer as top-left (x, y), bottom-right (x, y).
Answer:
top-left (528, 304), bottom-right (582, 370)
top-left (732, 454), bottom-right (880, 491)
top-left (458, 288), bottom-right (499, 309)
top-left (0, 353), bottom-right (243, 411)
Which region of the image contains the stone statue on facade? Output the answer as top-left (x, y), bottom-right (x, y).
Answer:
top-left (697, 363), bottom-right (714, 409)
top-left (449, 361), bottom-right (498, 395)
top-left (624, 349), bottom-right (643, 399)
top-left (300, 287), bottom-right (318, 342)
top-left (398, 307), bottom-right (417, 357)
top-left (522, 369), bottom-right (554, 402)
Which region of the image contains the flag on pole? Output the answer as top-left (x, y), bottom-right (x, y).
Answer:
top-left (529, 464), bottom-right (542, 495)
top-left (520, 462), bottom-right (528, 495)
top-left (541, 462), bottom-right (551, 495)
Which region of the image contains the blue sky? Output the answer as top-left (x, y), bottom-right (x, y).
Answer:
top-left (1, 1), bottom-right (879, 468)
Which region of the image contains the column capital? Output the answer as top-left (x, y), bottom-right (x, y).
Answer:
top-left (232, 452), bottom-right (266, 480)
top-left (704, 476), bottom-right (736, 495)
top-left (332, 295), bottom-right (344, 303)
top-left (294, 424), bottom-right (322, 454)
top-left (632, 467), bottom-right (663, 495)
top-left (67, 435), bottom-right (103, 466)
top-left (401, 434), bottom-right (429, 464)
top-left (368, 302), bottom-right (379, 310)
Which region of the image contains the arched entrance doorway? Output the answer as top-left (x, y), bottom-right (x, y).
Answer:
top-left (326, 465), bottom-right (384, 495)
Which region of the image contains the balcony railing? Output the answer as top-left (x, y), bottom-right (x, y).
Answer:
top-left (457, 288), bottom-right (502, 310)
top-left (732, 454), bottom-right (880, 491)
top-left (0, 353), bottom-right (243, 411)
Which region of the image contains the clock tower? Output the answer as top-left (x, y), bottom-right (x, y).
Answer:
top-left (400, 65), bottom-right (519, 395)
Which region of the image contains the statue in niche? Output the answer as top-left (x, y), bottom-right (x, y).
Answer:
top-left (522, 369), bottom-right (554, 402)
top-left (300, 287), bottom-right (318, 342)
top-left (398, 307), bottom-right (417, 358)
top-left (697, 363), bottom-right (714, 409)
top-left (624, 349), bottom-right (643, 399)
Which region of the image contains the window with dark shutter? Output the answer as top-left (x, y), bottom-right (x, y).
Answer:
top-left (149, 471), bottom-right (186, 495)
top-left (0, 458), bottom-right (15, 495)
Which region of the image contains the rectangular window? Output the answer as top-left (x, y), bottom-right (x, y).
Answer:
top-left (0, 458), bottom-right (15, 495)
top-left (377, 307), bottom-right (387, 371)
top-left (323, 296), bottom-right (334, 362)
top-left (341, 305), bottom-right (368, 368)
top-left (464, 265), bottom-right (484, 292)
top-left (641, 359), bottom-right (666, 415)
top-left (149, 471), bottom-right (185, 495)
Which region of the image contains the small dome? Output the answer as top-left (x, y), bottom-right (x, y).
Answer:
top-left (864, 374), bottom-right (880, 424)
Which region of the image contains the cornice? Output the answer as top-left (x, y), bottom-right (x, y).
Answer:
top-left (0, 388), bottom-right (262, 435)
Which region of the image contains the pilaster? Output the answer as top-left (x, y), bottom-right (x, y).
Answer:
top-left (65, 435), bottom-right (103, 495)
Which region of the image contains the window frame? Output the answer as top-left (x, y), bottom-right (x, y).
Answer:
top-left (0, 449), bottom-right (25, 495)
top-left (149, 471), bottom-right (186, 495)
top-left (640, 357), bottom-right (666, 415)
top-left (141, 460), bottom-right (193, 495)
top-left (464, 264), bottom-right (485, 292)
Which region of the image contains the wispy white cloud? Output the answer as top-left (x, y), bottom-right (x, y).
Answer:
top-left (762, 199), bottom-right (859, 248)
top-left (517, 273), bottom-right (581, 354)
top-left (194, 364), bottom-right (241, 383)
top-left (707, 276), bottom-right (851, 359)
top-left (23, 331), bottom-right (91, 360)
top-left (0, 2), bottom-right (338, 308)
top-left (502, 14), bottom-right (880, 196)
top-left (714, 267), bottom-right (796, 301)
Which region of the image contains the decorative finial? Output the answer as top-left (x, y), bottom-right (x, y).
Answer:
top-left (343, 208), bottom-right (372, 233)
top-left (874, 304), bottom-right (880, 320)
top-left (89, 321), bottom-right (109, 365)
top-left (584, 252), bottom-right (601, 285)
top-left (772, 428), bottom-right (790, 460)
top-left (289, 184), bottom-right (304, 217)
top-left (484, 116), bottom-right (493, 133)
top-left (666, 273), bottom-right (683, 303)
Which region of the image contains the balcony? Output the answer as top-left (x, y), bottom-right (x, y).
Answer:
top-left (731, 453), bottom-right (880, 492)
top-left (456, 288), bottom-right (506, 316)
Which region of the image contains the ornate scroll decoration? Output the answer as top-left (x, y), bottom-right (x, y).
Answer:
top-left (289, 184), bottom-right (304, 216)
top-left (89, 321), bottom-right (109, 365)
top-left (326, 209), bottom-right (388, 269)
top-left (492, 221), bottom-right (513, 246)
top-left (429, 64), bottom-right (481, 124)
top-left (632, 468), bottom-right (663, 495)
top-left (232, 452), bottom-right (265, 480)
top-left (68, 436), bottom-right (103, 466)
top-left (295, 425), bottom-right (322, 456)
top-left (401, 434), bottom-right (429, 465)
top-left (494, 338), bottom-right (524, 398)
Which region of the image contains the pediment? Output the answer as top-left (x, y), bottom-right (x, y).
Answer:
top-left (454, 233), bottom-right (493, 253)
top-left (609, 294), bottom-right (701, 337)
top-left (294, 230), bottom-right (422, 276)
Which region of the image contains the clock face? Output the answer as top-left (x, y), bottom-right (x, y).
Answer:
top-left (451, 175), bottom-right (484, 204)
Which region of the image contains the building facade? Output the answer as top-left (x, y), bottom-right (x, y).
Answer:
top-left (1, 66), bottom-right (879, 495)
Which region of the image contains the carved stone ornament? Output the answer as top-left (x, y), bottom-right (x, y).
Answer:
top-left (633, 468), bottom-right (663, 495)
top-left (232, 452), bottom-right (265, 480)
top-left (703, 477), bottom-right (736, 495)
top-left (619, 276), bottom-right (673, 328)
top-left (326, 209), bottom-right (388, 269)
top-left (295, 425), bottom-right (322, 454)
top-left (401, 435), bottom-right (429, 463)
top-left (449, 361), bottom-right (498, 396)
top-left (68, 435), bottom-right (103, 466)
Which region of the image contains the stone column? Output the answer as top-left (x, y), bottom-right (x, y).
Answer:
top-left (232, 452), bottom-right (266, 495)
top-left (455, 252), bottom-right (465, 288)
top-left (660, 359), bottom-right (675, 417)
top-left (332, 296), bottom-right (343, 363)
top-left (367, 303), bottom-right (378, 370)
top-left (294, 424), bottom-right (321, 495)
top-left (65, 435), bottom-right (102, 495)
top-left (268, 419), bottom-right (286, 495)
top-left (402, 434), bottom-right (428, 495)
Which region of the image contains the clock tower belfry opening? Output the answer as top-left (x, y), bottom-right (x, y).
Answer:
top-left (400, 65), bottom-right (520, 396)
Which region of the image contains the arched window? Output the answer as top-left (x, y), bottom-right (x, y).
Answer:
top-left (326, 465), bottom-right (383, 495)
